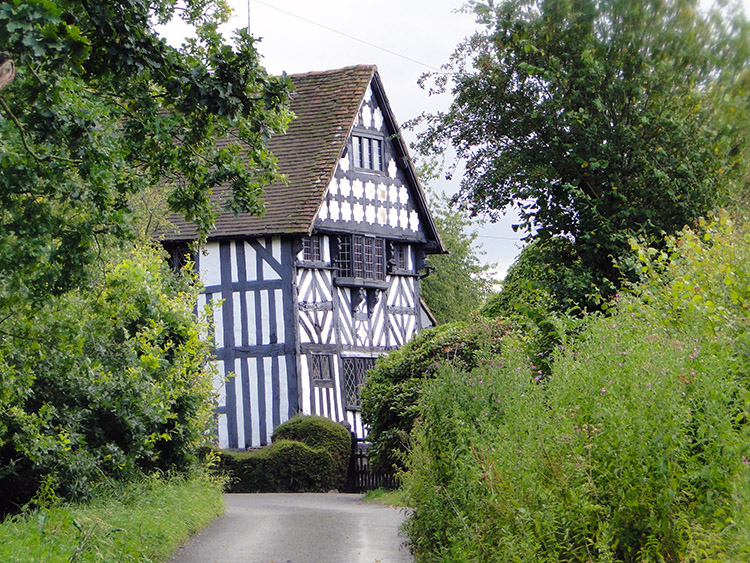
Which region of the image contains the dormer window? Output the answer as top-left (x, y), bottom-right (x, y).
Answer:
top-left (352, 135), bottom-right (382, 171)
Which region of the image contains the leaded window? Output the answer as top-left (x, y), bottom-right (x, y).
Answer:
top-left (336, 235), bottom-right (386, 281)
top-left (352, 135), bottom-right (383, 171)
top-left (310, 353), bottom-right (333, 381)
top-left (302, 235), bottom-right (322, 262)
top-left (342, 357), bottom-right (377, 410)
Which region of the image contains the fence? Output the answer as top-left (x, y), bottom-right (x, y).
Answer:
top-left (345, 434), bottom-right (397, 493)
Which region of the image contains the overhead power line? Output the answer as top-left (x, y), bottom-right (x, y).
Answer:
top-left (250, 0), bottom-right (441, 72)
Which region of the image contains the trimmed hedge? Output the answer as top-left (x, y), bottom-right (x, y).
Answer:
top-left (218, 415), bottom-right (352, 492)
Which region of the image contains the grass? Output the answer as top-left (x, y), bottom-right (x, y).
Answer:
top-left (362, 487), bottom-right (409, 508)
top-left (0, 473), bottom-right (224, 562)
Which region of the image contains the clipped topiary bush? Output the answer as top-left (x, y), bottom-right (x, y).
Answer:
top-left (361, 316), bottom-right (514, 473)
top-left (219, 415), bottom-right (352, 492)
top-left (272, 414), bottom-right (351, 490)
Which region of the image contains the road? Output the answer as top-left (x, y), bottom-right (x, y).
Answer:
top-left (170, 493), bottom-right (414, 563)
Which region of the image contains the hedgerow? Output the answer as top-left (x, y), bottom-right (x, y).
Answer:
top-left (404, 212), bottom-right (750, 561)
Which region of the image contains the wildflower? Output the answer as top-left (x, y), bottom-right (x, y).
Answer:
top-left (601, 388), bottom-right (606, 394)
top-left (612, 323), bottom-right (617, 328)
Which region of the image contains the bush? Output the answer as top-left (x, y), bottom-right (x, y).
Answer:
top-left (219, 415), bottom-right (352, 492)
top-left (404, 213), bottom-right (750, 561)
top-left (272, 414), bottom-right (351, 488)
top-left (361, 316), bottom-right (514, 473)
top-left (0, 245), bottom-right (215, 515)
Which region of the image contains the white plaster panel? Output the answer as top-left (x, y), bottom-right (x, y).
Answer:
top-left (365, 204), bottom-right (376, 224)
top-left (249, 359), bottom-right (260, 447)
top-left (328, 177), bottom-right (338, 196)
top-left (378, 208), bottom-right (387, 224)
top-left (353, 203), bottom-right (365, 223)
top-left (260, 290), bottom-right (270, 344)
top-left (364, 181), bottom-right (376, 201)
top-left (318, 202), bottom-right (328, 221)
top-left (262, 247), bottom-right (277, 280)
top-left (339, 155), bottom-right (349, 172)
top-left (362, 104), bottom-right (373, 127)
top-left (243, 241), bottom-right (257, 282)
top-left (230, 241), bottom-right (239, 283)
top-left (234, 359), bottom-right (245, 448)
top-left (263, 357), bottom-right (274, 444)
top-left (322, 236), bottom-right (331, 263)
top-left (217, 413), bottom-right (228, 449)
top-left (329, 200), bottom-right (340, 221)
top-left (246, 291), bottom-right (256, 346)
top-left (340, 178), bottom-right (351, 197)
top-left (279, 357), bottom-right (289, 428)
top-left (399, 209), bottom-right (408, 229)
top-left (388, 207), bottom-right (398, 228)
top-left (388, 183), bottom-right (397, 202)
top-left (233, 292), bottom-right (243, 345)
top-left (274, 289), bottom-right (284, 344)
top-left (398, 186), bottom-right (408, 205)
top-left (388, 159), bottom-right (397, 179)
top-left (212, 298), bottom-right (224, 349)
top-left (341, 202), bottom-right (352, 222)
top-left (373, 107), bottom-right (383, 129)
top-left (352, 179), bottom-right (364, 199)
top-left (200, 242), bottom-right (221, 286)
top-left (300, 355), bottom-right (311, 415)
top-left (409, 210), bottom-right (420, 231)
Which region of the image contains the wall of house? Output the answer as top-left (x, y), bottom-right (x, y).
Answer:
top-left (197, 237), bottom-right (299, 449)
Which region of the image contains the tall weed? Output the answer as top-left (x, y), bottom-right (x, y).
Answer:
top-left (404, 214), bottom-right (750, 561)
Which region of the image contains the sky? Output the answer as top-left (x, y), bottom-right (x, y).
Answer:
top-left (158, 0), bottom-right (526, 280)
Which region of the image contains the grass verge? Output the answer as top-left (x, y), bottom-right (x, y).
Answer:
top-left (362, 487), bottom-right (409, 508)
top-left (0, 473), bottom-right (224, 562)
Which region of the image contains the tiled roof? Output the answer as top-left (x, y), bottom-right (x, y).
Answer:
top-left (163, 65), bottom-right (376, 241)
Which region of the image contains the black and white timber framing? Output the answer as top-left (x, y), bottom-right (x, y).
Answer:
top-left (162, 66), bottom-right (445, 448)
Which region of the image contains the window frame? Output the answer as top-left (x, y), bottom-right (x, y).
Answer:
top-left (335, 235), bottom-right (387, 286)
top-left (301, 235), bottom-right (323, 262)
top-left (342, 356), bottom-right (377, 410)
top-left (351, 134), bottom-right (383, 172)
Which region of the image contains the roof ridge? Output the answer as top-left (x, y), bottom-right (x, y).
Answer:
top-left (285, 64), bottom-right (377, 79)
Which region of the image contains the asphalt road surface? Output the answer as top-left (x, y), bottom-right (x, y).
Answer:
top-left (170, 493), bottom-right (414, 563)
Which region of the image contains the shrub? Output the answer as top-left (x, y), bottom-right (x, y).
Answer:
top-left (361, 316), bottom-right (513, 473)
top-left (0, 245), bottom-right (215, 515)
top-left (272, 414), bottom-right (351, 489)
top-left (220, 415), bottom-right (352, 492)
top-left (404, 214), bottom-right (750, 561)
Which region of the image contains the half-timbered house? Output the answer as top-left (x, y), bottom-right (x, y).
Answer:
top-left (162, 65), bottom-right (445, 449)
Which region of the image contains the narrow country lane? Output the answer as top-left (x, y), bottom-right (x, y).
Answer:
top-left (170, 493), bottom-right (413, 563)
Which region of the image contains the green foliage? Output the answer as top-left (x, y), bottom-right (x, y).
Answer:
top-left (414, 0), bottom-right (750, 304)
top-left (420, 186), bottom-right (494, 324)
top-left (361, 316), bottom-right (514, 473)
top-left (219, 415), bottom-right (352, 493)
top-left (403, 214), bottom-right (750, 561)
top-left (0, 0), bottom-right (291, 308)
top-left (0, 472), bottom-right (224, 562)
top-left (0, 245), bottom-right (216, 514)
top-left (482, 237), bottom-right (589, 373)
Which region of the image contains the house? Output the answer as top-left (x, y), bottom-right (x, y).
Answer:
top-left (162, 65), bottom-right (445, 449)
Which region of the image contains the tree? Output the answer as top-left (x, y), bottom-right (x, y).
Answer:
top-left (0, 0), bottom-right (290, 510)
top-left (0, 0), bottom-right (291, 311)
top-left (414, 0), bottom-right (750, 306)
top-left (422, 187), bottom-right (495, 323)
